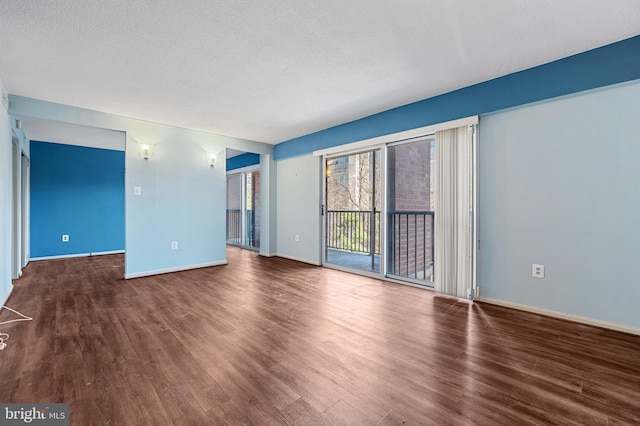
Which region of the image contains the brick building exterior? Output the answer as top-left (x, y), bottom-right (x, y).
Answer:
top-left (387, 139), bottom-right (433, 281)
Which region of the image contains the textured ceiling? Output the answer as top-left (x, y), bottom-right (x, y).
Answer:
top-left (1, 1), bottom-right (639, 144)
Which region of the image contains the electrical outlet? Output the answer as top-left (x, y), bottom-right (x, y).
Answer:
top-left (62, 234), bottom-right (69, 242)
top-left (295, 234), bottom-right (300, 242)
top-left (532, 263), bottom-right (545, 278)
top-left (171, 241), bottom-right (178, 250)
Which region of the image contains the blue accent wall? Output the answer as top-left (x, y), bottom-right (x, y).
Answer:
top-left (227, 152), bottom-right (260, 171)
top-left (30, 141), bottom-right (125, 258)
top-left (275, 35), bottom-right (640, 160)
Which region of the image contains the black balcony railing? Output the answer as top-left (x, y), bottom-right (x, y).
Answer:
top-left (388, 211), bottom-right (434, 283)
top-left (226, 209), bottom-right (256, 247)
top-left (326, 210), bottom-right (380, 255)
top-left (227, 209), bottom-right (241, 245)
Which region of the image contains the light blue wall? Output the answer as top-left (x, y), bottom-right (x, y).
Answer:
top-left (276, 155), bottom-right (322, 264)
top-left (9, 96), bottom-right (274, 278)
top-left (0, 77), bottom-right (12, 304)
top-left (478, 80), bottom-right (640, 328)
top-left (30, 141), bottom-right (125, 258)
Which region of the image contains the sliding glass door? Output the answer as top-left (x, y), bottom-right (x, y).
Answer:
top-left (226, 170), bottom-right (260, 250)
top-left (324, 150), bottom-right (381, 273)
top-left (320, 122), bottom-right (475, 296)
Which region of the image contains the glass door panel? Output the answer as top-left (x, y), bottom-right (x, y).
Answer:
top-left (325, 150), bottom-right (381, 273)
top-left (386, 138), bottom-right (435, 285)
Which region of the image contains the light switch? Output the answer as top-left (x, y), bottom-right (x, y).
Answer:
top-left (133, 186), bottom-right (142, 196)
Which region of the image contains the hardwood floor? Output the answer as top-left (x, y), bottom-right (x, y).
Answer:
top-left (1, 247), bottom-right (639, 425)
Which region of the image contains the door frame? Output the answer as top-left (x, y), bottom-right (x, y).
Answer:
top-left (20, 153), bottom-right (30, 268)
top-left (11, 136), bottom-right (22, 279)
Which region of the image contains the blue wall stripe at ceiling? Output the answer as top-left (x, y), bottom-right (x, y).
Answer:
top-left (30, 141), bottom-right (125, 258)
top-left (274, 34), bottom-right (640, 160)
top-left (226, 152), bottom-right (260, 171)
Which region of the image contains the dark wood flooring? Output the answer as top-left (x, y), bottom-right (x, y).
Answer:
top-left (1, 247), bottom-right (639, 425)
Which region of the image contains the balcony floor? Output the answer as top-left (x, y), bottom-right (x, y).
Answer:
top-left (326, 249), bottom-right (435, 285)
top-left (326, 249), bottom-right (380, 273)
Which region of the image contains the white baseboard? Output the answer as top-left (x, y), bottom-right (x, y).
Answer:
top-left (93, 250), bottom-right (125, 256)
top-left (275, 253), bottom-right (321, 266)
top-left (31, 253), bottom-right (90, 261)
top-left (124, 260), bottom-right (227, 279)
top-left (31, 250), bottom-right (125, 261)
top-left (476, 296), bottom-right (640, 336)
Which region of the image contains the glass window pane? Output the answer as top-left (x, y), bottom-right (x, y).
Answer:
top-left (386, 138), bottom-right (435, 284)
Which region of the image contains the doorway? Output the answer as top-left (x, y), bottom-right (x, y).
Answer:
top-left (226, 170), bottom-right (261, 250)
top-left (10, 135), bottom-right (30, 279)
top-left (324, 149), bottom-right (381, 273)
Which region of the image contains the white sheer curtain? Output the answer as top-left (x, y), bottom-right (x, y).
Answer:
top-left (434, 125), bottom-right (473, 298)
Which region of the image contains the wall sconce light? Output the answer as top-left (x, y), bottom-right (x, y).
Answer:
top-left (138, 143), bottom-right (153, 160)
top-left (207, 152), bottom-right (218, 167)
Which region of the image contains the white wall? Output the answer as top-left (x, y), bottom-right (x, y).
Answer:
top-left (10, 95), bottom-right (274, 278)
top-left (478, 79), bottom-right (640, 329)
top-left (276, 155), bottom-right (322, 264)
top-left (0, 76), bottom-right (12, 304)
